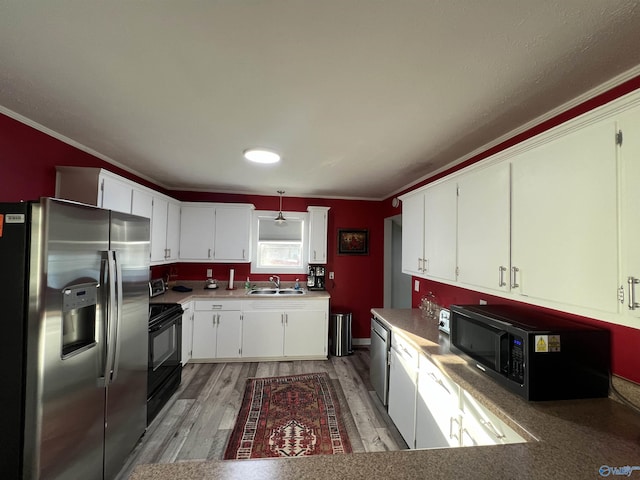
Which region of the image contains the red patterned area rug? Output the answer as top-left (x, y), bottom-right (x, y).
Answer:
top-left (224, 372), bottom-right (353, 459)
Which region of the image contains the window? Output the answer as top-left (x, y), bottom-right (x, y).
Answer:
top-left (251, 211), bottom-right (308, 274)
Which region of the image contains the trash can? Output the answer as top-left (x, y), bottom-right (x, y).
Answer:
top-left (330, 312), bottom-right (352, 356)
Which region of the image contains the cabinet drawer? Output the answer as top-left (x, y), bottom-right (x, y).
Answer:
top-left (195, 300), bottom-right (241, 311)
top-left (391, 333), bottom-right (419, 369)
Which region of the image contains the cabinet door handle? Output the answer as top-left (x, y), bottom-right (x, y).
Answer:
top-left (628, 276), bottom-right (640, 310)
top-left (418, 258), bottom-right (423, 272)
top-left (424, 258), bottom-right (429, 273)
top-left (285, 313), bottom-right (288, 325)
top-left (242, 249), bottom-right (245, 259)
top-left (511, 266), bottom-right (519, 288)
top-left (449, 416), bottom-right (461, 441)
top-left (208, 248), bottom-right (212, 258)
top-left (499, 266), bottom-right (507, 287)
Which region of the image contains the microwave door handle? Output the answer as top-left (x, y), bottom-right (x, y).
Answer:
top-left (495, 330), bottom-right (507, 373)
top-left (109, 250), bottom-right (123, 383)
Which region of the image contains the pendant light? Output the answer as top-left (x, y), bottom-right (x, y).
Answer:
top-left (275, 190), bottom-right (286, 224)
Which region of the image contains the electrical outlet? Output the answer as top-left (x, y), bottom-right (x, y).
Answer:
top-left (479, 299), bottom-right (487, 305)
top-left (206, 268), bottom-right (212, 278)
top-left (329, 272), bottom-right (334, 279)
top-left (414, 279), bottom-right (420, 292)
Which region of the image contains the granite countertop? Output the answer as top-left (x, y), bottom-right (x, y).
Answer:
top-left (149, 281), bottom-right (331, 304)
top-left (130, 308), bottom-right (640, 480)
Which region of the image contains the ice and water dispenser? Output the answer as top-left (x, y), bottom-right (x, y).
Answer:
top-left (61, 283), bottom-right (98, 358)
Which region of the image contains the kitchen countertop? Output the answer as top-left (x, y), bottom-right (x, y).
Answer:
top-left (149, 281), bottom-right (331, 304)
top-left (130, 308), bottom-right (640, 480)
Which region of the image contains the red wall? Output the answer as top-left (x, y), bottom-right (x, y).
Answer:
top-left (0, 113), bottom-right (385, 340)
top-left (0, 113), bottom-right (168, 202)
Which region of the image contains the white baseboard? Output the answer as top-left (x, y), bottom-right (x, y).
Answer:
top-left (353, 338), bottom-right (371, 347)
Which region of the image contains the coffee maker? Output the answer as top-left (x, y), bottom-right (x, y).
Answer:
top-left (307, 265), bottom-right (326, 290)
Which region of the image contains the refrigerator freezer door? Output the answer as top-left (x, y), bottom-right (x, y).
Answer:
top-left (104, 211), bottom-right (150, 480)
top-left (32, 199), bottom-right (110, 479)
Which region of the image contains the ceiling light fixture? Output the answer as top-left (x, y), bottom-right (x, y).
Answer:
top-left (243, 148), bottom-right (281, 164)
top-left (275, 190), bottom-right (286, 224)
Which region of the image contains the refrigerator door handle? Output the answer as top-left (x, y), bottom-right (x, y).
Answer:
top-left (110, 250), bottom-right (123, 383)
top-left (102, 250), bottom-right (120, 386)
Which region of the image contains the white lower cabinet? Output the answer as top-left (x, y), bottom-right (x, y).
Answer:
top-left (192, 300), bottom-right (242, 360)
top-left (181, 301), bottom-right (193, 365)
top-left (388, 334), bottom-right (418, 447)
top-left (241, 311), bottom-right (285, 358)
top-left (241, 299), bottom-right (329, 359)
top-left (415, 353), bottom-right (461, 449)
top-left (389, 338), bottom-right (527, 450)
top-left (459, 390), bottom-right (525, 446)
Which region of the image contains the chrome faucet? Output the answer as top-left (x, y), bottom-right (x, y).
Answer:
top-left (269, 275), bottom-right (281, 289)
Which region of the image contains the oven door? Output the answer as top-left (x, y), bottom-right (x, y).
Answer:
top-left (148, 313), bottom-right (182, 397)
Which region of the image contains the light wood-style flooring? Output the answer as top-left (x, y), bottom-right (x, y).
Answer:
top-left (116, 348), bottom-right (406, 479)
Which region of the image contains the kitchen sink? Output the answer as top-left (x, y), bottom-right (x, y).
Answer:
top-left (247, 288), bottom-right (305, 295)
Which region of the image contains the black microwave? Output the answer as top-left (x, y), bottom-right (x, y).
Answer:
top-left (449, 304), bottom-right (610, 401)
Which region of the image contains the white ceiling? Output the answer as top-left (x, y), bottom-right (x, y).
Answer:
top-left (2, 1), bottom-right (640, 200)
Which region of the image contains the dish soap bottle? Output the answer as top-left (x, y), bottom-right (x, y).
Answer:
top-left (245, 277), bottom-right (251, 289)
top-left (295, 278), bottom-right (300, 290)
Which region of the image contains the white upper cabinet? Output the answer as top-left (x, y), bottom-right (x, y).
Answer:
top-left (400, 191), bottom-right (426, 276)
top-left (131, 187), bottom-right (153, 219)
top-left (401, 180), bottom-right (457, 281)
top-left (179, 203), bottom-right (216, 260)
top-left (423, 179), bottom-right (458, 282)
top-left (178, 203), bottom-right (253, 262)
top-left (100, 174), bottom-right (134, 214)
top-left (55, 167), bottom-right (133, 214)
top-left (214, 205), bottom-right (253, 262)
top-left (457, 161), bottom-right (511, 292)
top-left (307, 206), bottom-right (330, 264)
top-left (150, 195), bottom-right (181, 264)
top-left (617, 103), bottom-right (640, 319)
top-left (511, 116), bottom-right (619, 313)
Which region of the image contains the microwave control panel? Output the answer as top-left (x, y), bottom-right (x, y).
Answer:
top-left (509, 335), bottom-right (525, 384)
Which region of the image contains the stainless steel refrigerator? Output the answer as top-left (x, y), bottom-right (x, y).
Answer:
top-left (0, 197), bottom-right (150, 479)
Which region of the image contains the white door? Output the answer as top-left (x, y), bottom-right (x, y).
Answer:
top-left (241, 311), bottom-right (284, 357)
top-left (511, 117), bottom-right (619, 313)
top-left (191, 311), bottom-right (217, 359)
top-left (179, 204), bottom-right (215, 260)
top-left (618, 105), bottom-right (640, 318)
top-left (415, 355), bottom-right (461, 449)
top-left (308, 207), bottom-right (329, 264)
top-left (423, 180), bottom-right (457, 281)
top-left (216, 311), bottom-right (243, 358)
top-left (388, 347), bottom-right (417, 448)
top-left (214, 206), bottom-right (251, 261)
top-left (457, 161), bottom-right (511, 292)
top-left (283, 310), bottom-right (327, 357)
top-left (101, 174), bottom-right (132, 214)
top-left (401, 192), bottom-right (425, 276)
top-left (131, 188), bottom-right (153, 219)
top-left (181, 303), bottom-right (193, 365)
top-left (150, 197), bottom-right (168, 262)
top-left (165, 201), bottom-right (181, 261)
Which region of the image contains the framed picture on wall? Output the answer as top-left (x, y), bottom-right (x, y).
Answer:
top-left (337, 229), bottom-right (369, 255)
